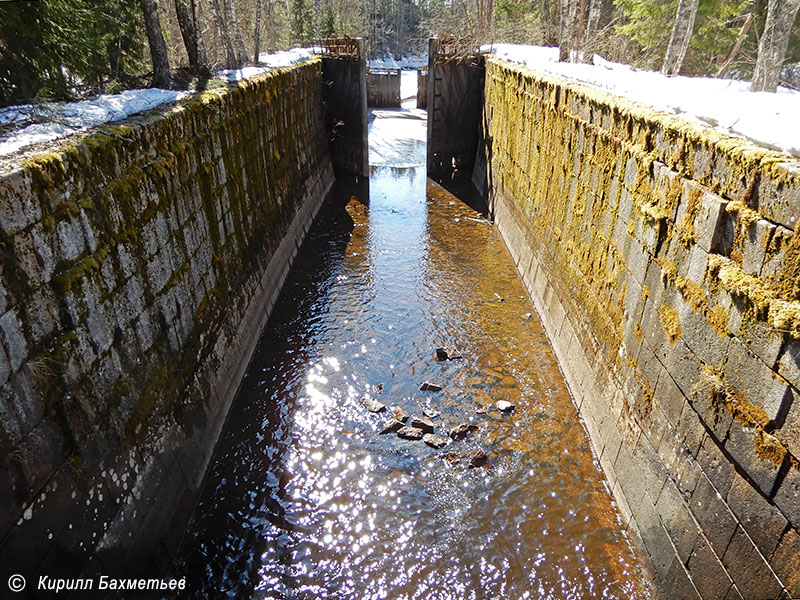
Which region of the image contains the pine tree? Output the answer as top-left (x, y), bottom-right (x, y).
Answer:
top-left (291, 0), bottom-right (314, 43)
top-left (322, 2), bottom-right (337, 37)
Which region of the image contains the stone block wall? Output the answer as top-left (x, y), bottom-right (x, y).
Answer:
top-left (483, 57), bottom-right (800, 599)
top-left (0, 60), bottom-right (334, 583)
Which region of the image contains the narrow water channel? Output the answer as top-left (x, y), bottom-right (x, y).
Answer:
top-left (170, 81), bottom-right (651, 599)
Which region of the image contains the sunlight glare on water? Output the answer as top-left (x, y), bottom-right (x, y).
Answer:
top-left (169, 101), bottom-right (652, 600)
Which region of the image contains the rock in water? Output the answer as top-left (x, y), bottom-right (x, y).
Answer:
top-left (392, 406), bottom-right (410, 423)
top-left (379, 419), bottom-right (403, 434)
top-left (448, 422), bottom-right (470, 440)
top-left (410, 415), bottom-right (435, 433)
top-left (419, 381), bottom-right (442, 392)
top-left (422, 408), bottom-right (440, 419)
top-left (423, 434), bottom-right (449, 449)
top-left (364, 398), bottom-right (387, 413)
top-left (496, 400), bottom-right (515, 412)
top-left (440, 451), bottom-right (461, 464)
top-left (434, 347), bottom-right (463, 361)
top-left (397, 426), bottom-right (424, 440)
top-left (468, 449), bottom-right (489, 468)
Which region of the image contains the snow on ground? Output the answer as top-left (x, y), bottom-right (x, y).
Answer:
top-left (368, 107), bottom-right (427, 167)
top-left (0, 88), bottom-right (188, 157)
top-left (400, 70), bottom-right (418, 101)
top-left (219, 47), bottom-right (318, 81)
top-left (369, 54), bottom-right (427, 70)
top-left (481, 43), bottom-right (800, 158)
top-left (0, 47), bottom-right (319, 158)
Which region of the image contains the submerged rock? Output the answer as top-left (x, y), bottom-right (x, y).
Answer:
top-left (422, 408), bottom-right (440, 419)
top-left (379, 418), bottom-right (403, 434)
top-left (392, 406), bottom-right (410, 423)
top-left (364, 398), bottom-right (387, 413)
top-left (423, 433), bottom-right (449, 449)
top-left (410, 415), bottom-right (435, 433)
top-left (419, 381), bottom-right (442, 392)
top-left (468, 449), bottom-right (489, 469)
top-left (434, 347), bottom-right (462, 361)
top-left (440, 451), bottom-right (461, 464)
top-left (496, 400), bottom-right (515, 412)
top-left (397, 426), bottom-right (424, 440)
top-left (448, 423), bottom-right (470, 440)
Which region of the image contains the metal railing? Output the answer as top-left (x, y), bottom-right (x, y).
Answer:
top-left (311, 36), bottom-right (361, 58)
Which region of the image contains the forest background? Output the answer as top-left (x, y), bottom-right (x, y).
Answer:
top-left (0, 0), bottom-right (799, 108)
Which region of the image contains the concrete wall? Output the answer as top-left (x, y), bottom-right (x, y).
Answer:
top-left (367, 69), bottom-right (401, 107)
top-left (417, 68), bottom-right (428, 109)
top-left (482, 57), bottom-right (800, 599)
top-left (321, 43), bottom-right (368, 177)
top-left (0, 60), bottom-right (334, 585)
top-left (426, 39), bottom-right (485, 176)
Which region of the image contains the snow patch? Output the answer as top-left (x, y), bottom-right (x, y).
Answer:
top-left (369, 54), bottom-right (427, 70)
top-left (481, 43), bottom-right (800, 158)
top-left (220, 47), bottom-right (318, 81)
top-left (0, 89), bottom-right (188, 157)
top-left (0, 47), bottom-right (319, 158)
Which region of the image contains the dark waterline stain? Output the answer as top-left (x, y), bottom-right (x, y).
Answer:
top-left (169, 115), bottom-right (652, 600)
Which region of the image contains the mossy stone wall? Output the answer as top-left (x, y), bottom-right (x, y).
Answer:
top-left (0, 59), bottom-right (334, 582)
top-left (483, 57), bottom-right (800, 598)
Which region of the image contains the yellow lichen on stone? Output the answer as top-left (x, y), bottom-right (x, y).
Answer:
top-left (658, 305), bottom-right (682, 343)
top-left (768, 299), bottom-right (800, 337)
top-left (675, 276), bottom-right (707, 311)
top-left (707, 305), bottom-right (730, 337)
top-left (708, 254), bottom-right (773, 314)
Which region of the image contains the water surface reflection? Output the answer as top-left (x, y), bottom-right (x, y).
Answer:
top-left (170, 110), bottom-right (651, 600)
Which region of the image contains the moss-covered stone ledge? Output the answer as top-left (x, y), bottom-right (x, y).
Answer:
top-left (483, 56), bottom-right (800, 598)
top-left (0, 59), bottom-right (334, 583)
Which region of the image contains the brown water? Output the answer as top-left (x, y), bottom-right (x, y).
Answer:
top-left (169, 110), bottom-right (652, 600)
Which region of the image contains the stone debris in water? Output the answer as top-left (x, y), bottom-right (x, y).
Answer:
top-left (397, 426), bottom-right (424, 440)
top-left (434, 347), bottom-right (462, 361)
top-left (423, 434), bottom-right (449, 449)
top-left (448, 423), bottom-right (471, 440)
top-left (440, 451), bottom-right (461, 464)
top-left (468, 449), bottom-right (489, 468)
top-left (419, 381), bottom-right (442, 392)
top-left (379, 419), bottom-right (403, 434)
top-left (364, 398), bottom-right (387, 413)
top-left (410, 415), bottom-right (435, 433)
top-left (496, 400), bottom-right (515, 412)
top-left (422, 408), bottom-right (440, 419)
top-left (392, 406), bottom-right (410, 423)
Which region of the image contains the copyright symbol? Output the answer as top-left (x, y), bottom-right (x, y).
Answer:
top-left (8, 574), bottom-right (25, 592)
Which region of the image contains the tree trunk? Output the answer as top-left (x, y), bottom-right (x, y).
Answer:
top-left (254, 0), bottom-right (263, 62)
top-left (175, 0), bottom-right (200, 67)
top-left (140, 0), bottom-right (171, 87)
top-left (212, 0), bottom-right (239, 68)
top-left (662, 0), bottom-right (700, 76)
top-left (224, 0), bottom-right (248, 65)
top-left (558, 0), bottom-right (580, 62)
top-left (540, 0), bottom-right (558, 45)
top-left (193, 0), bottom-right (209, 65)
top-left (752, 0), bottom-right (800, 91)
top-left (583, 0), bottom-right (603, 58)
